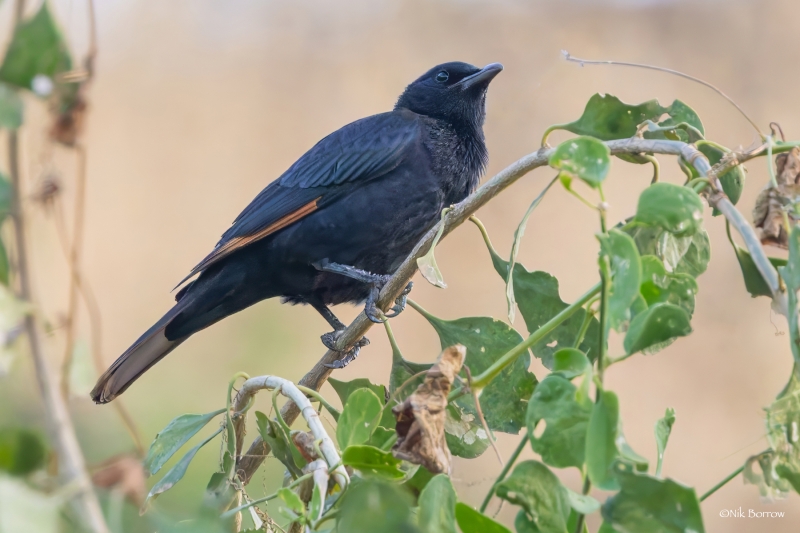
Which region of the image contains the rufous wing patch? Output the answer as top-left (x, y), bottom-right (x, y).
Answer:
top-left (181, 197), bottom-right (320, 282)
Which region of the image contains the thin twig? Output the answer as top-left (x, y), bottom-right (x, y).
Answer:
top-left (561, 51), bottom-right (765, 139)
top-left (8, 118), bottom-right (109, 533)
top-left (479, 434), bottom-right (528, 513)
top-left (60, 144), bottom-right (88, 397)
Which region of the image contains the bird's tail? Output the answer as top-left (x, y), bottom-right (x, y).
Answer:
top-left (90, 305), bottom-right (186, 404)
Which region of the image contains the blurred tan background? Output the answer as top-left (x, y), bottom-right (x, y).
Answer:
top-left (1, 0), bottom-right (799, 531)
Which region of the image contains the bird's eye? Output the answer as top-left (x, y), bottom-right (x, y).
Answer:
top-left (435, 71), bottom-right (449, 83)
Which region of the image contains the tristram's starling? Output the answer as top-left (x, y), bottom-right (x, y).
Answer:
top-left (92, 61), bottom-right (502, 403)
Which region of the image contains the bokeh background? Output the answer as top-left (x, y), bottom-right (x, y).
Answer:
top-left (1, 0), bottom-right (799, 531)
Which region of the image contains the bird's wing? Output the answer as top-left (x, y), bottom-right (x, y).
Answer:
top-left (178, 111), bottom-right (421, 285)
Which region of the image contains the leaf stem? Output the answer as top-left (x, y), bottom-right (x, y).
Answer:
top-left (573, 472), bottom-right (593, 533)
top-left (469, 283), bottom-right (602, 390)
top-left (479, 434), bottom-right (529, 513)
top-left (597, 256), bottom-right (610, 386)
top-left (220, 471), bottom-right (314, 519)
top-left (297, 385), bottom-right (339, 418)
top-left (767, 136), bottom-right (778, 188)
top-left (572, 303), bottom-right (597, 350)
top-left (640, 154), bottom-right (660, 183)
top-left (699, 465), bottom-right (744, 502)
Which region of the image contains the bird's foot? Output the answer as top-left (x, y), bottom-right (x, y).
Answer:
top-left (312, 259), bottom-right (414, 323)
top-left (321, 330), bottom-right (369, 369)
top-left (364, 280), bottom-right (414, 323)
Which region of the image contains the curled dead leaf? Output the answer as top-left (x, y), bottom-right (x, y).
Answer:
top-left (90, 454), bottom-right (146, 507)
top-left (392, 344), bottom-right (465, 474)
top-left (291, 430), bottom-right (319, 463)
top-left (753, 148), bottom-right (800, 248)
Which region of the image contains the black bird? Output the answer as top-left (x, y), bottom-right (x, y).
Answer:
top-left (91, 61), bottom-right (502, 404)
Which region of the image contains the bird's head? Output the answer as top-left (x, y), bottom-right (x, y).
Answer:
top-left (395, 61), bottom-right (503, 129)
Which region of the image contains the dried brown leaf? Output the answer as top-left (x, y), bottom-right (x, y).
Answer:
top-left (392, 344), bottom-right (465, 474)
top-left (90, 454), bottom-right (146, 507)
top-left (754, 148), bottom-right (800, 248)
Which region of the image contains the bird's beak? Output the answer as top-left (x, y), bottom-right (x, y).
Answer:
top-left (456, 62), bottom-right (504, 90)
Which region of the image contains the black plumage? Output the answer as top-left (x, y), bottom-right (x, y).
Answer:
top-left (92, 61), bottom-right (502, 403)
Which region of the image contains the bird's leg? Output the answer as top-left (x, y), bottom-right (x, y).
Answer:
top-left (309, 300), bottom-right (369, 369)
top-left (313, 259), bottom-right (414, 323)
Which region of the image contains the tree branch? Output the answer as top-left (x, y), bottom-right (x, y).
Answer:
top-left (237, 136), bottom-right (784, 484)
top-left (8, 134), bottom-right (109, 532)
top-left (233, 375), bottom-right (349, 490)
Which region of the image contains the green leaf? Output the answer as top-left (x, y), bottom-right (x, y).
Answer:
top-left (337, 388), bottom-right (383, 449)
top-left (624, 225), bottom-right (710, 278)
top-left (309, 475), bottom-right (324, 521)
top-left (598, 230), bottom-right (642, 331)
top-left (0, 428), bottom-right (47, 476)
top-left (598, 522), bottom-right (621, 533)
top-left (495, 460), bottom-right (571, 533)
top-left (329, 377), bottom-right (393, 427)
top-left (146, 428), bottom-right (222, 503)
top-left (338, 478), bottom-right (419, 533)
top-left (418, 474), bottom-right (457, 533)
top-left (527, 374), bottom-right (592, 469)
top-left (548, 94), bottom-right (703, 142)
top-left (506, 177), bottom-right (558, 323)
top-left (763, 371), bottom-right (800, 495)
top-left (635, 183), bottom-right (704, 237)
top-left (0, 173), bottom-right (13, 222)
top-left (565, 486), bottom-right (601, 515)
top-left (444, 404), bottom-right (491, 458)
top-left (732, 244), bottom-right (786, 298)
top-left (454, 503), bottom-right (511, 533)
top-left (617, 427), bottom-right (649, 473)
top-left (568, 510), bottom-right (590, 533)
top-left (655, 408), bottom-right (676, 476)
top-left (586, 390), bottom-right (620, 491)
top-left (278, 487), bottom-right (305, 515)
top-left (639, 256), bottom-right (698, 316)
top-left (342, 445), bottom-right (405, 480)
top-left (623, 303), bottom-right (692, 355)
top-left (493, 261), bottom-right (599, 366)
top-left (144, 408), bottom-right (226, 476)
top-left (417, 310), bottom-right (536, 433)
top-left (0, 83), bottom-right (22, 129)
top-left (255, 412), bottom-right (303, 478)
top-left (368, 426), bottom-right (396, 449)
top-left (0, 476), bottom-right (61, 533)
top-left (0, 2), bottom-right (72, 91)
top-left (552, 348), bottom-right (590, 379)
top-left (780, 226), bottom-right (800, 289)
top-left (549, 136), bottom-right (611, 188)
top-left (602, 462), bottom-right (705, 533)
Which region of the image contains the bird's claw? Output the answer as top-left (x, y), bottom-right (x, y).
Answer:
top-left (364, 281), bottom-right (413, 322)
top-left (321, 330), bottom-right (369, 369)
top-left (383, 281), bottom-right (413, 318)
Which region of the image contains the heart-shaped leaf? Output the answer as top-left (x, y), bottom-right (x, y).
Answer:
top-left (635, 183), bottom-right (704, 237)
top-left (550, 136), bottom-right (610, 188)
top-left (527, 375), bottom-right (592, 469)
top-left (623, 303), bottom-right (692, 355)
